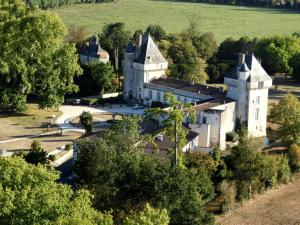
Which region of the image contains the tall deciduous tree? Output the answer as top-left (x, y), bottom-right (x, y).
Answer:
top-left (0, 0), bottom-right (82, 112)
top-left (100, 22), bottom-right (130, 72)
top-left (168, 36), bottom-right (208, 84)
top-left (90, 62), bottom-right (117, 96)
top-left (146, 24), bottom-right (167, 41)
top-left (255, 35), bottom-right (300, 75)
top-left (270, 93), bottom-right (300, 144)
top-left (0, 157), bottom-right (113, 225)
top-left (146, 92), bottom-right (196, 167)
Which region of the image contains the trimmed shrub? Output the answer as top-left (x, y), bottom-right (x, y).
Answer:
top-left (65, 144), bottom-right (72, 151)
top-left (80, 98), bottom-right (99, 105)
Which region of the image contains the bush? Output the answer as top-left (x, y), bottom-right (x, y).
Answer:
top-left (65, 144), bottom-right (72, 151)
top-left (226, 132), bottom-right (239, 142)
top-left (97, 95), bottom-right (124, 104)
top-left (218, 180), bottom-right (236, 213)
top-left (276, 156), bottom-right (291, 184)
top-left (80, 98), bottom-right (99, 105)
top-left (288, 144), bottom-right (300, 172)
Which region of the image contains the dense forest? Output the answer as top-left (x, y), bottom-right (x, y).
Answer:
top-left (25, 0), bottom-right (114, 9)
top-left (183, 0), bottom-right (300, 9)
top-left (25, 0), bottom-right (300, 10)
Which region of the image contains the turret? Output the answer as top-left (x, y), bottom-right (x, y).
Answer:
top-left (224, 53), bottom-right (272, 137)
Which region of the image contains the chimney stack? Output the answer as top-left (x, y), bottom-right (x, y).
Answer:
top-left (238, 53), bottom-right (245, 65)
top-left (135, 34), bottom-right (142, 57)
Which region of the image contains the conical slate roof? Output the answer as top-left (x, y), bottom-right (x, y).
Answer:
top-left (225, 53), bottom-right (271, 82)
top-left (133, 35), bottom-right (167, 65)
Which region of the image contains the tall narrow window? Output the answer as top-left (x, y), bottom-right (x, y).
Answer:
top-left (149, 90), bottom-right (152, 100)
top-left (157, 92), bottom-right (161, 102)
top-left (203, 117), bottom-right (207, 124)
top-left (256, 96), bottom-right (260, 104)
top-left (255, 108), bottom-right (259, 120)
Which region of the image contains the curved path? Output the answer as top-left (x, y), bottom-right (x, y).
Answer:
top-left (55, 104), bottom-right (145, 132)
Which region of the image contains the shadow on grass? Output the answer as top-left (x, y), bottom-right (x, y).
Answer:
top-left (0, 112), bottom-right (33, 118)
top-left (42, 139), bottom-right (74, 143)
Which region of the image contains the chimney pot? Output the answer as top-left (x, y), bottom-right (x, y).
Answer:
top-left (238, 53), bottom-right (245, 65)
top-left (135, 34), bottom-right (142, 57)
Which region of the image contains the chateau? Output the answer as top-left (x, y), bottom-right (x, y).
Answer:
top-left (123, 34), bottom-right (272, 150)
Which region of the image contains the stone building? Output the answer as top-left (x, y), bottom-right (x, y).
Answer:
top-left (79, 34), bottom-right (110, 64)
top-left (123, 34), bottom-right (272, 150)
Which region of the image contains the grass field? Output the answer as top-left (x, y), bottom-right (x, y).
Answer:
top-left (0, 104), bottom-right (61, 141)
top-left (216, 173), bottom-right (300, 225)
top-left (54, 0), bottom-right (300, 41)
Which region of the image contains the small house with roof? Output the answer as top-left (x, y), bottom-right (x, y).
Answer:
top-left (123, 34), bottom-right (272, 151)
top-left (79, 34), bottom-right (110, 65)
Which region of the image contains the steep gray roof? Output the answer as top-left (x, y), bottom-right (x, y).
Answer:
top-left (133, 35), bottom-right (167, 65)
top-left (81, 34), bottom-right (109, 59)
top-left (225, 53), bottom-right (271, 82)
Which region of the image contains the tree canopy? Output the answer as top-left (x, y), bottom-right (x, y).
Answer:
top-left (0, 0), bottom-right (82, 112)
top-left (75, 116), bottom-right (215, 225)
top-left (0, 157), bottom-right (113, 225)
top-left (90, 62), bottom-right (117, 95)
top-left (270, 93), bottom-right (300, 144)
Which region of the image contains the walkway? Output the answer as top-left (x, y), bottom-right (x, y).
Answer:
top-left (56, 104), bottom-right (145, 132)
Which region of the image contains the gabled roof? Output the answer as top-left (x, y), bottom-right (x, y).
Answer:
top-left (131, 35), bottom-right (168, 65)
top-left (225, 53), bottom-right (271, 82)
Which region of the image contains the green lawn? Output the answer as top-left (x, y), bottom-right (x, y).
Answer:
top-left (54, 0), bottom-right (300, 42)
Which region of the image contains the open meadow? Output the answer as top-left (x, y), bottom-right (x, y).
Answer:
top-left (54, 0), bottom-right (300, 41)
top-left (216, 173), bottom-right (300, 225)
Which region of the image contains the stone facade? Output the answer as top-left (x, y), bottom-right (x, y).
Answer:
top-left (123, 34), bottom-right (168, 101)
top-left (123, 35), bottom-right (272, 150)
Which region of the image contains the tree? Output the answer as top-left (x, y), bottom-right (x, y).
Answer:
top-left (90, 62), bottom-right (117, 96)
top-left (100, 22), bottom-right (130, 72)
top-left (255, 35), bottom-right (300, 75)
top-left (80, 111), bottom-right (93, 134)
top-left (0, 0), bottom-right (82, 112)
top-left (124, 203), bottom-right (170, 225)
top-left (146, 92), bottom-right (196, 167)
top-left (168, 36), bottom-right (208, 83)
top-left (269, 93), bottom-right (300, 144)
top-left (67, 25), bottom-right (89, 50)
top-left (24, 140), bottom-right (48, 165)
top-left (217, 36), bottom-right (257, 62)
top-left (0, 157), bottom-right (113, 225)
top-left (191, 32), bottom-right (218, 60)
top-left (291, 52), bottom-right (300, 81)
top-left (75, 116), bottom-right (214, 225)
top-left (145, 24), bottom-right (167, 41)
top-left (228, 138), bottom-right (280, 200)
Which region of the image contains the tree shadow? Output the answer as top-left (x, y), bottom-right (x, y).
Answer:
top-left (0, 112), bottom-right (33, 118)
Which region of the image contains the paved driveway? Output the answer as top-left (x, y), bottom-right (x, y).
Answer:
top-left (56, 104), bottom-right (145, 132)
